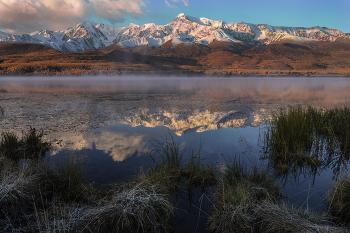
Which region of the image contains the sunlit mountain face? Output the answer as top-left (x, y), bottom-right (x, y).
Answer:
top-left (1, 13), bottom-right (350, 76)
top-left (0, 14), bottom-right (349, 53)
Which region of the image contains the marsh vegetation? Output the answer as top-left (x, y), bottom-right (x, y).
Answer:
top-left (263, 105), bottom-right (350, 182)
top-left (2, 105), bottom-right (350, 232)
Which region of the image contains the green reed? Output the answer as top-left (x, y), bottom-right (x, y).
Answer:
top-left (143, 133), bottom-right (217, 192)
top-left (0, 127), bottom-right (51, 161)
top-left (263, 105), bottom-right (350, 181)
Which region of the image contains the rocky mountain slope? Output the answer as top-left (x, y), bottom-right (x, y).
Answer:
top-left (0, 14), bottom-right (349, 53)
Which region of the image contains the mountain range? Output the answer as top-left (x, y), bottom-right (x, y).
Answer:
top-left (1, 13), bottom-right (349, 53)
top-left (1, 14), bottom-right (350, 76)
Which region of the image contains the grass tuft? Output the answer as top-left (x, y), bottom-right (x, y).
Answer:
top-left (209, 156), bottom-right (282, 233)
top-left (143, 133), bottom-right (217, 192)
top-left (263, 105), bottom-right (350, 182)
top-left (0, 127), bottom-right (51, 161)
top-left (326, 173), bottom-right (350, 226)
top-left (83, 181), bottom-right (173, 233)
top-left (208, 156), bottom-right (346, 233)
top-left (37, 154), bottom-right (89, 202)
top-left (253, 201), bottom-right (345, 233)
top-left (184, 150), bottom-right (217, 190)
top-left (0, 161), bottom-right (38, 205)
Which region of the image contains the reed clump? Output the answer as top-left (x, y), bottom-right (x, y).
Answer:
top-left (83, 181), bottom-right (173, 233)
top-left (0, 153), bottom-right (175, 232)
top-left (326, 173), bottom-right (350, 226)
top-left (142, 134), bottom-right (218, 192)
top-left (184, 150), bottom-right (217, 190)
top-left (208, 156), bottom-right (346, 233)
top-left (252, 202), bottom-right (346, 233)
top-left (208, 157), bottom-right (282, 233)
top-left (0, 127), bottom-right (51, 161)
top-left (37, 155), bottom-right (90, 202)
top-left (0, 129), bottom-right (176, 232)
top-left (264, 105), bottom-right (350, 181)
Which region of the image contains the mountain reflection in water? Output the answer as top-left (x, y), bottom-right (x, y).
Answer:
top-left (1, 76), bottom-right (350, 213)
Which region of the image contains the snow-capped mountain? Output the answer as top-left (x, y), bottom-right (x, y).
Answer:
top-left (0, 13), bottom-right (349, 53)
top-left (123, 108), bottom-right (267, 136)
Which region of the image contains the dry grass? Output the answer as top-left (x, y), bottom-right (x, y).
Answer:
top-left (0, 42), bottom-right (350, 75)
top-left (208, 156), bottom-right (348, 233)
top-left (326, 173), bottom-right (350, 226)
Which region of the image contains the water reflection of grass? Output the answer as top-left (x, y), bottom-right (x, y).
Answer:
top-left (208, 156), bottom-right (348, 233)
top-left (0, 128), bottom-right (216, 232)
top-left (144, 134), bottom-right (217, 191)
top-left (263, 105), bottom-right (350, 182)
top-left (2, 105), bottom-right (350, 232)
top-left (327, 173), bottom-right (350, 227)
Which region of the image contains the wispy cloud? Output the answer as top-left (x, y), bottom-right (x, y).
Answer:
top-left (165, 0), bottom-right (189, 8)
top-left (165, 0), bottom-right (177, 8)
top-left (0, 0), bottom-right (146, 34)
top-left (180, 0), bottom-right (189, 7)
top-left (90, 0), bottom-right (146, 24)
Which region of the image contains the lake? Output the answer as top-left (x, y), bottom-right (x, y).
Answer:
top-left (1, 76), bottom-right (350, 232)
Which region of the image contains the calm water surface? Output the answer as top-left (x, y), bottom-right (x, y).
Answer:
top-left (1, 76), bottom-right (350, 232)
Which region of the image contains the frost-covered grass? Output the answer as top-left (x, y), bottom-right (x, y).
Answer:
top-left (326, 173), bottom-right (350, 227)
top-left (3, 113), bottom-right (350, 232)
top-left (0, 153), bottom-right (174, 232)
top-left (0, 131), bottom-right (177, 232)
top-left (0, 158), bottom-right (39, 205)
top-left (251, 202), bottom-right (348, 233)
top-left (83, 181), bottom-right (173, 233)
top-left (208, 156), bottom-right (281, 233)
top-left (208, 156), bottom-right (349, 233)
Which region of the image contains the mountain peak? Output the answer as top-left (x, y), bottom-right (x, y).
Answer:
top-left (0, 14), bottom-right (346, 53)
top-left (176, 13), bottom-right (186, 18)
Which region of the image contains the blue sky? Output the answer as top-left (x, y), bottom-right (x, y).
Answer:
top-left (0, 0), bottom-right (349, 34)
top-left (130, 0), bottom-right (350, 31)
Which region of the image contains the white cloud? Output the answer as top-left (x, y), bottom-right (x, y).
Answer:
top-left (182, 0), bottom-right (189, 6)
top-left (0, 0), bottom-right (146, 34)
top-left (90, 0), bottom-right (146, 24)
top-left (165, 0), bottom-right (177, 8)
top-left (51, 130), bottom-right (148, 162)
top-left (166, 0), bottom-right (189, 8)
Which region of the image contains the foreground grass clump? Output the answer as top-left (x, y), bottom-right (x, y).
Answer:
top-left (0, 158), bottom-right (39, 205)
top-left (323, 107), bottom-right (350, 159)
top-left (264, 105), bottom-right (350, 181)
top-left (208, 156), bottom-right (347, 233)
top-left (0, 127), bottom-right (51, 161)
top-left (0, 130), bottom-right (177, 232)
top-left (143, 134), bottom-right (217, 191)
top-left (37, 155), bottom-right (90, 202)
top-left (0, 154), bottom-right (174, 232)
top-left (84, 181), bottom-right (173, 233)
top-left (208, 157), bottom-right (281, 232)
top-left (252, 202), bottom-right (346, 233)
top-left (327, 173), bottom-right (350, 226)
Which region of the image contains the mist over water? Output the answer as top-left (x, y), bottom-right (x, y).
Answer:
top-left (1, 75), bottom-right (350, 227)
top-left (1, 76), bottom-right (350, 106)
